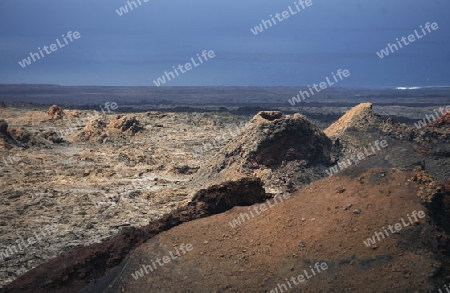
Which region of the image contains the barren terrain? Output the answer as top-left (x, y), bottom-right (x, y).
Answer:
top-left (0, 94), bottom-right (449, 292)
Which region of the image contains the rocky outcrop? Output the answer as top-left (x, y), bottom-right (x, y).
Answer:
top-left (73, 115), bottom-right (144, 143)
top-left (107, 115), bottom-right (143, 135)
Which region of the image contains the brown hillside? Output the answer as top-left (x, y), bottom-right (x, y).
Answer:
top-left (99, 167), bottom-right (449, 293)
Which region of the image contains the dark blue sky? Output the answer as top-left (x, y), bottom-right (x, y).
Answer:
top-left (1, 0), bottom-right (449, 87)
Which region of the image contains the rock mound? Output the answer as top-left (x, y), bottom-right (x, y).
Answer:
top-left (73, 115), bottom-right (143, 143)
top-left (47, 105), bottom-right (64, 120)
top-left (73, 119), bottom-right (108, 143)
top-left (324, 102), bottom-right (381, 138)
top-left (196, 111), bottom-right (333, 192)
top-left (107, 115), bottom-right (143, 135)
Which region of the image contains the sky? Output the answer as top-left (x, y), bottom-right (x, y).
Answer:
top-left (0, 0), bottom-right (449, 88)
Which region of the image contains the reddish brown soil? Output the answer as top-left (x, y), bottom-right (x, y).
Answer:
top-left (100, 167), bottom-right (449, 293)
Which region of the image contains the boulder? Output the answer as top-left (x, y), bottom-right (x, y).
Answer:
top-left (47, 105), bottom-right (64, 120)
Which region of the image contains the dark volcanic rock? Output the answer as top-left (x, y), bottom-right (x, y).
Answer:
top-left (0, 119), bottom-right (7, 134)
top-left (258, 110), bottom-right (283, 121)
top-left (191, 177), bottom-right (268, 214)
